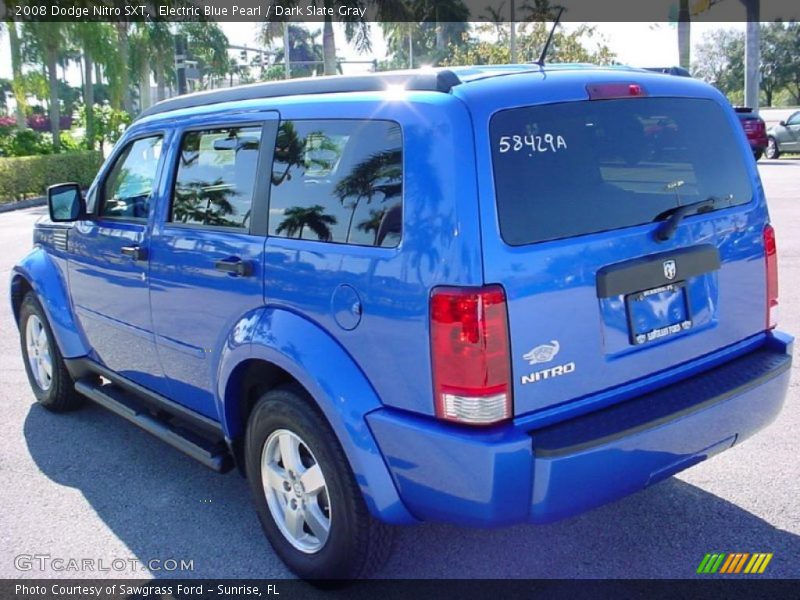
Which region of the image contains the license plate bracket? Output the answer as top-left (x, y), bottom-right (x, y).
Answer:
top-left (626, 282), bottom-right (693, 346)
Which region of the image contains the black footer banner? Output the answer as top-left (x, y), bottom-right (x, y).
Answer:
top-left (3, 579), bottom-right (800, 600)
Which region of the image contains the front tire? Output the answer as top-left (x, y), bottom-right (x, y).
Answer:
top-left (754, 149), bottom-right (763, 161)
top-left (244, 385), bottom-right (394, 580)
top-left (766, 137), bottom-right (780, 159)
top-left (18, 292), bottom-right (83, 412)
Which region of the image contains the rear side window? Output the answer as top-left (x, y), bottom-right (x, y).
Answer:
top-left (491, 98), bottom-right (753, 245)
top-left (171, 126), bottom-right (262, 229)
top-left (268, 120), bottom-right (402, 247)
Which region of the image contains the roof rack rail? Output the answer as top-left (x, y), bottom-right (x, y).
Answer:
top-left (136, 70), bottom-right (462, 121)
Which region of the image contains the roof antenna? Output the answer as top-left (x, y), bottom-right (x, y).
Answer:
top-left (536, 6), bottom-right (566, 66)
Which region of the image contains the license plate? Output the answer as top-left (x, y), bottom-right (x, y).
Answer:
top-left (626, 282), bottom-right (693, 346)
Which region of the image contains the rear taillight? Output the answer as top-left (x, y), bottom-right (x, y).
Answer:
top-left (430, 286), bottom-right (512, 425)
top-left (764, 224), bottom-right (779, 329)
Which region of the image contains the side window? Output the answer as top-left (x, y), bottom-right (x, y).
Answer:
top-left (787, 112), bottom-right (800, 126)
top-left (269, 120), bottom-right (402, 247)
top-left (101, 136), bottom-right (163, 219)
top-left (171, 126), bottom-right (262, 229)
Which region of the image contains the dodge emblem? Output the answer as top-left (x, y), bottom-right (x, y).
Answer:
top-left (663, 259), bottom-right (677, 280)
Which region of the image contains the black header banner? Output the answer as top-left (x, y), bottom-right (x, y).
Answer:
top-left (1, 0), bottom-right (799, 22)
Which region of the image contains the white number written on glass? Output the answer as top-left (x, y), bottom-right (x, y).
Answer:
top-left (497, 134), bottom-right (568, 154)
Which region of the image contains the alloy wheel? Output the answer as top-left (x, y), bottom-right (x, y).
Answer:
top-left (261, 429), bottom-right (331, 553)
top-left (25, 315), bottom-right (53, 391)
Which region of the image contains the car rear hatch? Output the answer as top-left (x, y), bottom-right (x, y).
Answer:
top-left (482, 90), bottom-right (769, 417)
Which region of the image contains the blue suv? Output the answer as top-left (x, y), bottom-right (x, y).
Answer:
top-left (11, 66), bottom-right (793, 579)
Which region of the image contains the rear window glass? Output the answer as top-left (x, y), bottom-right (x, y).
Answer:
top-left (491, 98), bottom-right (753, 245)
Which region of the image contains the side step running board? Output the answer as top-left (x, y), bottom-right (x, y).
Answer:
top-left (75, 379), bottom-right (233, 473)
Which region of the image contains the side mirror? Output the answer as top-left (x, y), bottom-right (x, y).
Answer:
top-left (779, 120), bottom-right (787, 127)
top-left (48, 183), bottom-right (85, 222)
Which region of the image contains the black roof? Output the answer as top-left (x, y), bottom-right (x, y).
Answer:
top-left (136, 70), bottom-right (463, 121)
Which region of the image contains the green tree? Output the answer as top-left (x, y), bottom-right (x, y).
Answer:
top-left (149, 22), bottom-right (175, 103)
top-left (71, 23), bottom-right (113, 149)
top-left (691, 24), bottom-right (798, 107)
top-left (760, 22), bottom-right (796, 107)
top-left (179, 22), bottom-right (230, 90)
top-left (691, 28), bottom-right (745, 103)
top-left (441, 22), bottom-right (615, 67)
top-left (381, 1), bottom-right (470, 68)
top-left (786, 21), bottom-right (800, 103)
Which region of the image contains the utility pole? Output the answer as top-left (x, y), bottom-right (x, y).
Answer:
top-left (743, 0), bottom-right (760, 110)
top-left (678, 0), bottom-right (691, 69)
top-left (510, 0), bottom-right (517, 63)
top-left (175, 34), bottom-right (188, 95)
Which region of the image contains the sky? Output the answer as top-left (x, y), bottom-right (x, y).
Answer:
top-left (0, 21), bottom-right (747, 84)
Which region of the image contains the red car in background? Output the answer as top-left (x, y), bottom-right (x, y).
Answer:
top-left (735, 107), bottom-right (768, 160)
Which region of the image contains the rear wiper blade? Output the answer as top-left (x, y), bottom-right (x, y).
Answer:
top-left (653, 197), bottom-right (718, 242)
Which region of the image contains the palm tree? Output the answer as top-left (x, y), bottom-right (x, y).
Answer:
top-left (270, 25), bottom-right (325, 78)
top-left (481, 3), bottom-right (507, 39)
top-left (71, 22), bottom-right (111, 149)
top-left (179, 22), bottom-right (230, 90)
top-left (149, 22), bottom-right (174, 102)
top-left (130, 24), bottom-right (152, 110)
top-left (271, 121), bottom-right (305, 185)
top-left (275, 205), bottom-right (337, 241)
top-left (115, 22), bottom-right (133, 113)
top-left (382, 1), bottom-right (469, 67)
top-left (22, 22), bottom-right (65, 150)
top-left (173, 178), bottom-right (236, 227)
top-left (262, 5), bottom-right (373, 76)
top-left (356, 208), bottom-right (388, 245)
top-left (334, 147), bottom-right (402, 242)
top-left (3, 21), bottom-right (27, 127)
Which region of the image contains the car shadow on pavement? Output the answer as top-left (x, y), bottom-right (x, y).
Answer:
top-left (24, 401), bottom-right (800, 580)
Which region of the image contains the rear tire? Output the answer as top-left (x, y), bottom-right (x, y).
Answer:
top-left (766, 137), bottom-right (780, 159)
top-left (18, 292), bottom-right (83, 412)
top-left (244, 384), bottom-right (394, 580)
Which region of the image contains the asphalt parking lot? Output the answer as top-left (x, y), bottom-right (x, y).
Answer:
top-left (0, 159), bottom-right (798, 580)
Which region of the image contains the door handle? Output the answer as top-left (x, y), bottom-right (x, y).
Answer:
top-left (120, 245), bottom-right (147, 261)
top-left (214, 257), bottom-right (253, 277)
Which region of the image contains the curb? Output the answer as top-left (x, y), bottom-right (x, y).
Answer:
top-left (0, 196), bottom-right (46, 214)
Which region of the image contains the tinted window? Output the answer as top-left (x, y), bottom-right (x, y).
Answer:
top-left (269, 120), bottom-right (402, 247)
top-left (787, 112), bottom-right (800, 126)
top-left (171, 126), bottom-right (262, 229)
top-left (491, 98), bottom-right (753, 245)
top-left (102, 136), bottom-right (163, 219)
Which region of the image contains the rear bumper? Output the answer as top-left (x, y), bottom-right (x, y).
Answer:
top-left (367, 332), bottom-right (793, 526)
top-left (747, 135), bottom-right (768, 150)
